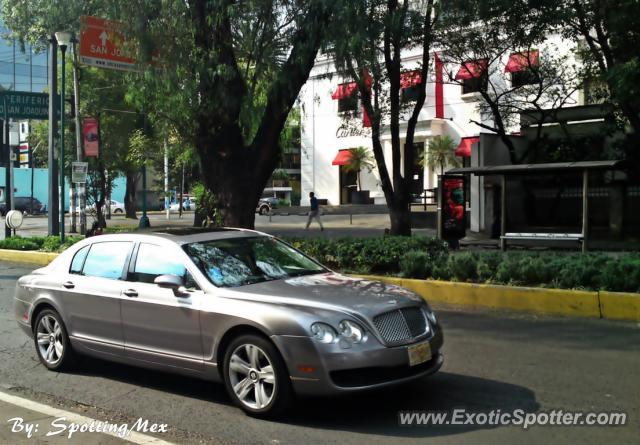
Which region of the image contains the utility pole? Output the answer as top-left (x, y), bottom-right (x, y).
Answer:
top-left (57, 36), bottom-right (69, 243)
top-left (1, 103), bottom-right (12, 239)
top-left (164, 133), bottom-right (169, 220)
top-left (47, 35), bottom-right (59, 236)
top-left (71, 38), bottom-right (85, 234)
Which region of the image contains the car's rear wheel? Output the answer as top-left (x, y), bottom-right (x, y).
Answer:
top-left (114, 208), bottom-right (123, 214)
top-left (223, 334), bottom-right (292, 417)
top-left (34, 309), bottom-right (77, 371)
top-left (259, 205), bottom-right (270, 215)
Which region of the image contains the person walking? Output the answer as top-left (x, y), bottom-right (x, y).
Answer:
top-left (305, 192), bottom-right (324, 231)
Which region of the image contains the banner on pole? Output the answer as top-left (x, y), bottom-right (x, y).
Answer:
top-left (83, 117), bottom-right (100, 157)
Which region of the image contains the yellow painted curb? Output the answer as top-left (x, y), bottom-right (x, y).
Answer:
top-left (356, 275), bottom-right (601, 319)
top-left (0, 250), bottom-right (59, 266)
top-left (599, 291), bottom-right (640, 322)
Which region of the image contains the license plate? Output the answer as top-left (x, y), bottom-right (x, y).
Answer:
top-left (408, 341), bottom-right (431, 366)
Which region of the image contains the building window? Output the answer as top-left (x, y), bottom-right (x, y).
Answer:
top-left (455, 59), bottom-right (488, 95)
top-left (338, 93), bottom-right (358, 113)
top-left (511, 70), bottom-right (539, 88)
top-left (402, 85), bottom-right (421, 102)
top-left (461, 75), bottom-right (487, 95)
top-left (505, 50), bottom-right (540, 88)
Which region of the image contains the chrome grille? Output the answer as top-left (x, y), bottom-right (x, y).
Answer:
top-left (373, 307), bottom-right (429, 344)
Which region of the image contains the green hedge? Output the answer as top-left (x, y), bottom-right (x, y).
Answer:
top-left (0, 235), bottom-right (84, 252)
top-left (1, 232), bottom-right (638, 293)
top-left (399, 250), bottom-right (640, 293)
top-left (285, 236), bottom-right (449, 275)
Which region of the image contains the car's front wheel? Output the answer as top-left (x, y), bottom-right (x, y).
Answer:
top-left (33, 309), bottom-right (77, 371)
top-left (223, 334), bottom-right (293, 417)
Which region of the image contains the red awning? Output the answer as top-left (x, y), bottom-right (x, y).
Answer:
top-left (455, 59), bottom-right (488, 80)
top-left (455, 137), bottom-right (479, 157)
top-left (331, 82), bottom-right (358, 100)
top-left (400, 70), bottom-right (422, 90)
top-left (332, 149), bottom-right (353, 166)
top-left (505, 50), bottom-right (539, 73)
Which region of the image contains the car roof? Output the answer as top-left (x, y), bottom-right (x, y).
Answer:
top-left (87, 227), bottom-right (268, 245)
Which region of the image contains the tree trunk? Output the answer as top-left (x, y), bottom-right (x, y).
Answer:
top-left (389, 201), bottom-right (411, 236)
top-left (124, 172), bottom-right (139, 219)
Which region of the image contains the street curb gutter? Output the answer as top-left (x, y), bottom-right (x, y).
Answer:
top-left (1, 250), bottom-right (638, 322)
top-left (0, 250), bottom-right (58, 266)
top-left (356, 275), bottom-right (640, 322)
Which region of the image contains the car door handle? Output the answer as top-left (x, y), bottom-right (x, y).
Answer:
top-left (123, 289), bottom-right (138, 297)
top-left (62, 281), bottom-right (75, 289)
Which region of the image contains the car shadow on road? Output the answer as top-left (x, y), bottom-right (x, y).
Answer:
top-left (67, 357), bottom-right (234, 406)
top-left (67, 358), bottom-right (538, 439)
top-left (279, 371), bottom-right (539, 438)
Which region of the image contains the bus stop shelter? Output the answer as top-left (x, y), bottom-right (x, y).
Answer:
top-left (447, 160), bottom-right (625, 252)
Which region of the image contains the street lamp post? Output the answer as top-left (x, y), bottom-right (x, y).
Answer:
top-left (55, 31), bottom-right (72, 243)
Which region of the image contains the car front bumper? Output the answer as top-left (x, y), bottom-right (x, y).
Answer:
top-left (272, 324), bottom-right (443, 396)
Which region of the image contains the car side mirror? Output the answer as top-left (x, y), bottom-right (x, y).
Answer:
top-left (154, 274), bottom-right (189, 297)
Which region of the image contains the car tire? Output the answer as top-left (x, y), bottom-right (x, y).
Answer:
top-left (223, 334), bottom-right (293, 418)
top-left (114, 208), bottom-right (123, 214)
top-left (259, 205), bottom-right (269, 215)
top-left (33, 309), bottom-right (78, 372)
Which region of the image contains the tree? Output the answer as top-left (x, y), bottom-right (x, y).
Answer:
top-left (3, 0), bottom-right (333, 229)
top-left (343, 147), bottom-right (374, 192)
top-left (421, 136), bottom-right (459, 175)
top-left (121, 0), bottom-right (333, 228)
top-left (440, 0), bottom-right (581, 164)
top-left (561, 0), bottom-right (640, 157)
top-left (326, 0), bottom-right (438, 235)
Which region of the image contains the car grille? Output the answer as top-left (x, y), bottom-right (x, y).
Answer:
top-left (373, 307), bottom-right (429, 345)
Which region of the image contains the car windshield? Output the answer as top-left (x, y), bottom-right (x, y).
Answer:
top-left (184, 236), bottom-right (326, 288)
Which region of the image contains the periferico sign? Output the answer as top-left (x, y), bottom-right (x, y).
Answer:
top-left (0, 92), bottom-right (49, 120)
top-left (79, 16), bottom-right (137, 72)
top-left (72, 162), bottom-right (89, 184)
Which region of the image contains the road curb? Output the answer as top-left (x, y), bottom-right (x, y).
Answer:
top-left (356, 275), bottom-right (640, 322)
top-left (598, 291), bottom-right (640, 322)
top-left (0, 249), bottom-right (59, 266)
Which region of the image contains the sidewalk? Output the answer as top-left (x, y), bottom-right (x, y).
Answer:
top-left (1, 212), bottom-right (438, 240)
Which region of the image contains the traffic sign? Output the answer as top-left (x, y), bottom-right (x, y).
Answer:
top-left (72, 162), bottom-right (89, 184)
top-left (79, 16), bottom-right (137, 72)
top-left (0, 92), bottom-right (50, 120)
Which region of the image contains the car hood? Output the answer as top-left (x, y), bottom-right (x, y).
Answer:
top-left (222, 272), bottom-right (425, 318)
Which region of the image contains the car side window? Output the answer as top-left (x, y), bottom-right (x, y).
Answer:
top-left (132, 243), bottom-right (190, 285)
top-left (82, 242), bottom-right (132, 280)
top-left (69, 246), bottom-right (89, 274)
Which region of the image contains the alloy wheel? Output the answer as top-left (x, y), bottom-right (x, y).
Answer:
top-left (36, 314), bottom-right (64, 366)
top-left (228, 344), bottom-right (276, 410)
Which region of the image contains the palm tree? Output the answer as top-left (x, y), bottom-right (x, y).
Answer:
top-left (343, 146), bottom-right (375, 191)
top-left (420, 135), bottom-right (460, 175)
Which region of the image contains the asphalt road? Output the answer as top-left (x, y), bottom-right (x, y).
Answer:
top-left (0, 261), bottom-right (638, 444)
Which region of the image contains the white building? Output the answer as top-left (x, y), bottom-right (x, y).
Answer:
top-left (299, 35), bottom-right (582, 212)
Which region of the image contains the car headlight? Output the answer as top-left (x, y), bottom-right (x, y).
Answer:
top-left (311, 322), bottom-right (337, 343)
top-left (425, 308), bottom-right (437, 325)
top-left (338, 320), bottom-right (365, 344)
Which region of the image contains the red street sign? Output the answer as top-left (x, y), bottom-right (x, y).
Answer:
top-left (79, 16), bottom-right (137, 71)
top-left (83, 117), bottom-right (100, 157)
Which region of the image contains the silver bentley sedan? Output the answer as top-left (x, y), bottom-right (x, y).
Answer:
top-left (14, 229), bottom-right (443, 417)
